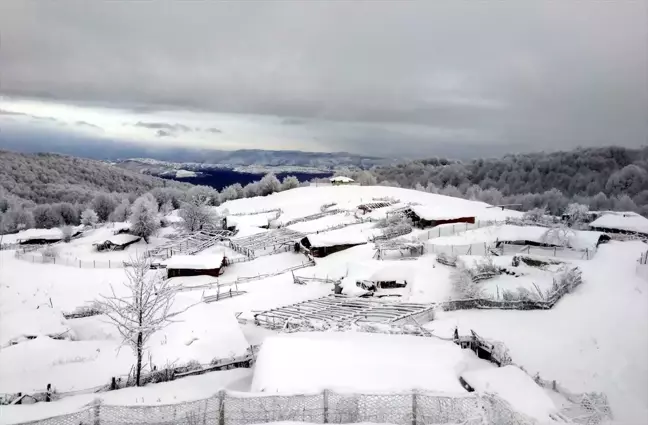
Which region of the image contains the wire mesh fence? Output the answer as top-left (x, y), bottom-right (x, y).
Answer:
top-left (427, 242), bottom-right (595, 261)
top-left (12, 390), bottom-right (542, 425)
top-left (14, 252), bottom-right (126, 269)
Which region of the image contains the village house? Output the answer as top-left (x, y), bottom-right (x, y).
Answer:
top-left (162, 254), bottom-right (227, 279)
top-left (300, 232), bottom-right (368, 257)
top-left (588, 211), bottom-right (648, 238)
top-left (404, 206), bottom-right (475, 229)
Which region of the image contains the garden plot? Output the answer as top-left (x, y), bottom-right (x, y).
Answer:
top-left (286, 212), bottom-right (360, 234)
top-left (251, 332), bottom-right (493, 393)
top-left (229, 228), bottom-right (304, 257)
top-left (455, 255), bottom-right (563, 300)
top-left (0, 295), bottom-right (249, 396)
top-left (253, 295), bottom-right (436, 329)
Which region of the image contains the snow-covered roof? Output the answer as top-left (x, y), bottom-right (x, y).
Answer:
top-left (589, 212), bottom-right (648, 235)
top-left (0, 308), bottom-right (73, 348)
top-left (9, 228), bottom-right (66, 242)
top-left (461, 366), bottom-right (557, 422)
top-left (330, 176), bottom-right (354, 183)
top-left (162, 254), bottom-right (225, 269)
top-left (410, 205), bottom-right (475, 221)
top-left (251, 332), bottom-right (470, 393)
top-left (305, 230), bottom-right (369, 248)
top-left (94, 234), bottom-right (141, 246)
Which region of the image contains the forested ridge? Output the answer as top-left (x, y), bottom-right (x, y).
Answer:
top-left (0, 150), bottom-right (191, 204)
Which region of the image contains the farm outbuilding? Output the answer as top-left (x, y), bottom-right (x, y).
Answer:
top-left (330, 176), bottom-right (354, 186)
top-left (300, 232), bottom-right (368, 257)
top-left (17, 228), bottom-right (83, 245)
top-left (93, 234), bottom-right (142, 251)
top-left (162, 254), bottom-right (226, 279)
top-left (588, 211), bottom-right (648, 237)
top-left (405, 206), bottom-right (475, 229)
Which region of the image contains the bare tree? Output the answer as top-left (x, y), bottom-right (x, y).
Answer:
top-left (178, 200), bottom-right (215, 232)
top-left (97, 255), bottom-right (194, 386)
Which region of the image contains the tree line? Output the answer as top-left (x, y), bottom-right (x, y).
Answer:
top-left (323, 146), bottom-right (648, 216)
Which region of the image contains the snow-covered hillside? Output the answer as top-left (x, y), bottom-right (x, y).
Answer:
top-left (1, 185), bottom-right (646, 425)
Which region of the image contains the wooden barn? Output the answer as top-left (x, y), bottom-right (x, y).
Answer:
top-left (93, 234), bottom-right (142, 251)
top-left (404, 206), bottom-right (475, 229)
top-left (162, 254), bottom-right (226, 279)
top-left (300, 232), bottom-right (368, 257)
top-left (588, 211), bottom-right (648, 238)
top-left (18, 228), bottom-right (83, 245)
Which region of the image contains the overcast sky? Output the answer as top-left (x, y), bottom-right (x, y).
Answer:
top-left (0, 1), bottom-right (646, 158)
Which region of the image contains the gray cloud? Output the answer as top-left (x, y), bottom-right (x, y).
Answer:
top-left (204, 127), bottom-right (222, 134)
top-left (134, 121), bottom-right (192, 132)
top-left (75, 120), bottom-right (103, 131)
top-left (155, 129), bottom-right (172, 138)
top-left (0, 1), bottom-right (646, 153)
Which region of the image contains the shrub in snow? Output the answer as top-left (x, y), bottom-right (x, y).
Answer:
top-left (219, 184), bottom-right (240, 203)
top-left (374, 214), bottom-right (409, 229)
top-left (32, 204), bottom-right (64, 229)
top-left (281, 175), bottom-right (300, 191)
top-left (52, 202), bottom-right (80, 225)
top-left (42, 245), bottom-right (59, 259)
top-left (565, 203), bottom-right (589, 224)
top-left (130, 195), bottom-right (160, 243)
top-left (187, 185), bottom-right (220, 206)
top-left (451, 265), bottom-right (486, 299)
top-left (258, 173), bottom-right (282, 196)
top-left (80, 208), bottom-right (99, 227)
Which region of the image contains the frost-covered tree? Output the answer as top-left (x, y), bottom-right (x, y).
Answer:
top-left (150, 187), bottom-right (185, 209)
top-left (523, 207), bottom-right (547, 223)
top-left (130, 195), bottom-right (160, 242)
top-left (258, 173), bottom-right (281, 196)
top-left (2, 206), bottom-right (35, 232)
top-left (542, 225), bottom-right (575, 247)
top-left (160, 200), bottom-right (174, 215)
top-left (612, 194), bottom-right (638, 212)
top-left (605, 164), bottom-right (648, 197)
top-left (440, 185), bottom-right (462, 198)
top-left (96, 255), bottom-right (191, 387)
top-left (80, 208), bottom-right (99, 227)
top-left (53, 202), bottom-right (80, 225)
top-left (32, 204), bottom-right (64, 229)
top-left (354, 170), bottom-right (377, 186)
top-left (187, 185), bottom-right (220, 206)
top-left (92, 193), bottom-right (117, 222)
top-left (60, 225), bottom-right (75, 243)
top-left (565, 203), bottom-right (589, 223)
top-left (281, 175), bottom-right (300, 191)
top-left (178, 201), bottom-right (215, 232)
top-left (219, 184), bottom-right (240, 203)
top-left (243, 182), bottom-right (261, 198)
top-left (110, 199), bottom-right (131, 222)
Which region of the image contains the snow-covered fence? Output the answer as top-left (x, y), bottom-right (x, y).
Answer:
top-left (428, 242), bottom-right (596, 261)
top-left (11, 390), bottom-right (537, 425)
top-left (637, 251), bottom-right (648, 282)
top-left (14, 251), bottom-right (126, 269)
top-left (410, 220), bottom-right (505, 242)
top-left (0, 242), bottom-right (19, 251)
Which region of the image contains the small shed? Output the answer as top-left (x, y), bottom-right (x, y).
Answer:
top-left (405, 206), bottom-right (475, 229)
top-left (224, 214), bottom-right (271, 232)
top-left (300, 232), bottom-right (368, 257)
top-left (162, 254), bottom-right (226, 279)
top-left (330, 176), bottom-right (354, 186)
top-left (93, 234), bottom-right (142, 251)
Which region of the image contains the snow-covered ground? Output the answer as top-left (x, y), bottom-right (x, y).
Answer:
top-left (1, 185), bottom-right (646, 424)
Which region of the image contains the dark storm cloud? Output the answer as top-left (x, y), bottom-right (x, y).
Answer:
top-left (134, 121), bottom-right (192, 132)
top-left (0, 1), bottom-right (646, 153)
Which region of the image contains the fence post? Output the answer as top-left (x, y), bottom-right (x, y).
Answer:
top-left (79, 259), bottom-right (81, 268)
top-left (218, 390), bottom-right (226, 425)
top-left (93, 402), bottom-right (101, 425)
top-left (94, 260), bottom-right (96, 268)
top-left (323, 389), bottom-right (329, 423)
top-left (411, 390), bottom-right (418, 425)
top-left (109, 260), bottom-right (111, 268)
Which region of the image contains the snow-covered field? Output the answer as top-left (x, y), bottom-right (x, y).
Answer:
top-left (1, 185), bottom-right (647, 425)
